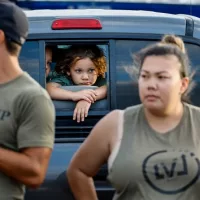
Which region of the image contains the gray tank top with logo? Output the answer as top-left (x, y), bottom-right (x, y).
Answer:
top-left (107, 103), bottom-right (200, 200)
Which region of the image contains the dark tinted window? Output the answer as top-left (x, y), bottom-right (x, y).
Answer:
top-left (186, 43), bottom-right (200, 106)
top-left (19, 41), bottom-right (40, 82)
top-left (115, 40), bottom-right (200, 109)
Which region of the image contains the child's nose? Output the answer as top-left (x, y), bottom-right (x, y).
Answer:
top-left (82, 73), bottom-right (89, 79)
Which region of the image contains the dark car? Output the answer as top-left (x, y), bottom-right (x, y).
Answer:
top-left (20, 9), bottom-right (200, 199)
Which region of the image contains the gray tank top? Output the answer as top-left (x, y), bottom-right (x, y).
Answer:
top-left (107, 103), bottom-right (200, 200)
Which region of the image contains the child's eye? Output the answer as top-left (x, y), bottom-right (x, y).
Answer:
top-left (88, 69), bottom-right (95, 73)
top-left (75, 69), bottom-right (82, 73)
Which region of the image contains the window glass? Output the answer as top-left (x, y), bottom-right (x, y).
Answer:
top-left (115, 40), bottom-right (200, 109)
top-left (19, 41), bottom-right (40, 82)
top-left (186, 43), bottom-right (200, 106)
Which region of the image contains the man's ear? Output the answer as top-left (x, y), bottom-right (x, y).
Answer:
top-left (0, 30), bottom-right (5, 45)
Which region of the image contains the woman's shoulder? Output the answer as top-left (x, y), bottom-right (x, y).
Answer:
top-left (92, 110), bottom-right (124, 136)
top-left (124, 104), bottom-right (143, 111)
top-left (89, 109), bottom-right (123, 146)
top-left (184, 103), bottom-right (200, 116)
top-left (102, 109), bottom-right (124, 122)
top-left (124, 104), bottom-right (143, 116)
top-left (184, 103), bottom-right (200, 127)
top-left (101, 105), bottom-right (143, 125)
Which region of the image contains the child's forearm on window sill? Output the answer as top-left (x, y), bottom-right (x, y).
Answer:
top-left (95, 85), bottom-right (107, 100)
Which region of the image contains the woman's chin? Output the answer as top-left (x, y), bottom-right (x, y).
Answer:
top-left (143, 102), bottom-right (164, 114)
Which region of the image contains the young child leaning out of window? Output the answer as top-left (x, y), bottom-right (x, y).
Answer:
top-left (46, 44), bottom-right (107, 122)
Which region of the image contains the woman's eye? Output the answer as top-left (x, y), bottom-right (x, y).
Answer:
top-left (158, 76), bottom-right (167, 79)
top-left (141, 74), bottom-right (147, 78)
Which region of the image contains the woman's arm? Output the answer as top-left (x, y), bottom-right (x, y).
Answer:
top-left (67, 110), bottom-right (122, 200)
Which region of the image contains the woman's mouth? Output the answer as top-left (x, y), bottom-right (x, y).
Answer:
top-left (145, 95), bottom-right (159, 101)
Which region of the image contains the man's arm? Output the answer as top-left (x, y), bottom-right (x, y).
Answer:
top-left (0, 147), bottom-right (52, 188)
top-left (10, 92), bottom-right (56, 188)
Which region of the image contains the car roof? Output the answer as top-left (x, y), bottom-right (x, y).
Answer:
top-left (24, 9), bottom-right (200, 39)
top-left (24, 9), bottom-right (186, 19)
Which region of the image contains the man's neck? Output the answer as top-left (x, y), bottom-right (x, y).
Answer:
top-left (0, 56), bottom-right (23, 84)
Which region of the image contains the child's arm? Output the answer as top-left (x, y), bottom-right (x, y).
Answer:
top-left (94, 85), bottom-right (107, 100)
top-left (73, 100), bottom-right (92, 123)
top-left (46, 82), bottom-right (97, 103)
top-left (73, 86), bottom-right (107, 122)
top-left (46, 82), bottom-right (73, 100)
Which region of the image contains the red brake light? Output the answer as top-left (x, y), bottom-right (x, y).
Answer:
top-left (52, 19), bottom-right (102, 30)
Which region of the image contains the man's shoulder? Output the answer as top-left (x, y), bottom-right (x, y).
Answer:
top-left (17, 72), bottom-right (51, 101)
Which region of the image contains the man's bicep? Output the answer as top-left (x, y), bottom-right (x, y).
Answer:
top-left (21, 147), bottom-right (52, 163)
top-left (21, 147), bottom-right (52, 177)
top-left (17, 95), bottom-right (55, 149)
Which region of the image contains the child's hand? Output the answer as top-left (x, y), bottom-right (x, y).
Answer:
top-left (71, 89), bottom-right (97, 103)
top-left (73, 100), bottom-right (92, 123)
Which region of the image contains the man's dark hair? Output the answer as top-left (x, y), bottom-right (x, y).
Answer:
top-left (5, 38), bottom-right (21, 56)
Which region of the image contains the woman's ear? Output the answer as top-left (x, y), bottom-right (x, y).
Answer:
top-left (0, 30), bottom-right (6, 45)
top-left (180, 77), bottom-right (189, 94)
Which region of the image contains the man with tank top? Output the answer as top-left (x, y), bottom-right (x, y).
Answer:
top-left (67, 35), bottom-right (200, 200)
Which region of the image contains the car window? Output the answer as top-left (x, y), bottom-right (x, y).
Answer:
top-left (19, 41), bottom-right (40, 82)
top-left (186, 43), bottom-right (200, 106)
top-left (46, 43), bottom-right (110, 112)
top-left (115, 39), bottom-right (200, 109)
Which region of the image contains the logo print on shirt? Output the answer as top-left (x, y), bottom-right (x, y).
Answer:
top-left (0, 109), bottom-right (11, 121)
top-left (142, 150), bottom-right (200, 194)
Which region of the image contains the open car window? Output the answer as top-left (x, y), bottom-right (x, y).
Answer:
top-left (53, 86), bottom-right (108, 111)
top-left (45, 43), bottom-right (109, 112)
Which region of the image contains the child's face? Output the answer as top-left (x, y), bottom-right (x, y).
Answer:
top-left (67, 57), bottom-right (98, 85)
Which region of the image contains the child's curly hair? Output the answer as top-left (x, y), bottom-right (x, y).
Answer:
top-left (55, 45), bottom-right (107, 77)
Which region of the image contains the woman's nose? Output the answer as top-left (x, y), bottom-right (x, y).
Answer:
top-left (147, 78), bottom-right (157, 90)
